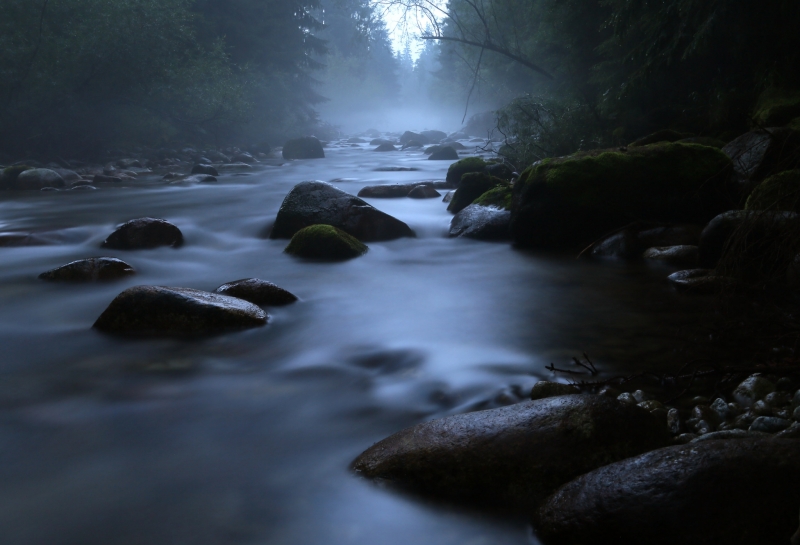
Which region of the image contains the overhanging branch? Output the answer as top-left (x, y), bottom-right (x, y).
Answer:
top-left (421, 34), bottom-right (554, 79)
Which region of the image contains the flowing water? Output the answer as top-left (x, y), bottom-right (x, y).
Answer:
top-left (0, 142), bottom-right (703, 545)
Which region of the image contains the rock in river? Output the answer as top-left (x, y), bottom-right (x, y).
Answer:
top-left (270, 181), bottom-right (415, 241)
top-left (103, 217), bottom-right (183, 250)
top-left (13, 168), bottom-right (66, 190)
top-left (282, 136), bottom-right (325, 160)
top-left (533, 438), bottom-right (800, 545)
top-left (449, 204), bottom-right (511, 240)
top-left (351, 395), bottom-right (671, 511)
top-left (39, 257), bottom-right (135, 282)
top-left (93, 285), bottom-right (268, 336)
top-left (215, 278), bottom-right (298, 305)
top-left (284, 224), bottom-right (368, 260)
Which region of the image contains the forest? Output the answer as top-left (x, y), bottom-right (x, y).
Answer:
top-left (2, 1), bottom-right (800, 545)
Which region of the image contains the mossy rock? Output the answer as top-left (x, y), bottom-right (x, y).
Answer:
top-left (473, 185), bottom-right (512, 210)
top-left (0, 165), bottom-right (33, 189)
top-left (753, 88), bottom-right (800, 127)
top-left (445, 157), bottom-right (487, 187)
top-left (284, 224), bottom-right (368, 260)
top-left (628, 129), bottom-right (691, 148)
top-left (678, 136), bottom-right (727, 149)
top-left (745, 170), bottom-right (800, 212)
top-left (511, 143), bottom-right (734, 249)
top-left (447, 173), bottom-right (507, 214)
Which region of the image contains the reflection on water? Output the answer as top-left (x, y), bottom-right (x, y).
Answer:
top-left (0, 143), bottom-right (702, 544)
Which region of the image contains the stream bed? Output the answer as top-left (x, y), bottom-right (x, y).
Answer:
top-left (0, 141), bottom-right (704, 545)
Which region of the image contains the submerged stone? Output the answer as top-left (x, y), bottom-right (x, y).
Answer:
top-left (103, 217), bottom-right (183, 250)
top-left (214, 278), bottom-right (298, 305)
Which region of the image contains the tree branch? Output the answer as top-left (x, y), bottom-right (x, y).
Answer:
top-left (421, 35), bottom-right (554, 79)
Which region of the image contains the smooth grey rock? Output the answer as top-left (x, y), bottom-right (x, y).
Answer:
top-left (733, 375), bottom-right (776, 407)
top-left (407, 185), bottom-right (440, 199)
top-left (358, 183), bottom-right (430, 198)
top-left (534, 438), bottom-right (800, 545)
top-left (750, 416), bottom-right (792, 433)
top-left (667, 268), bottom-right (736, 293)
top-left (351, 395), bottom-right (670, 511)
top-left (373, 143), bottom-right (397, 152)
top-left (529, 381), bottom-right (579, 401)
top-left (103, 217), bottom-right (183, 250)
top-left (214, 278), bottom-right (298, 306)
top-left (14, 168), bottom-right (65, 190)
top-left (270, 181), bottom-right (415, 241)
top-left (449, 204), bottom-right (511, 240)
top-left (591, 230), bottom-right (641, 259)
top-left (667, 408), bottom-right (683, 434)
top-left (643, 245), bottom-right (699, 267)
top-left (191, 164), bottom-right (219, 176)
top-left (428, 147), bottom-right (459, 160)
top-left (93, 285), bottom-right (268, 336)
top-left (39, 257), bottom-right (134, 282)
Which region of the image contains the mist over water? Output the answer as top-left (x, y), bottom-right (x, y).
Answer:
top-left (0, 141), bottom-right (703, 545)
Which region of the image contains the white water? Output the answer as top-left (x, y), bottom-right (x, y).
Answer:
top-left (0, 141), bottom-right (700, 545)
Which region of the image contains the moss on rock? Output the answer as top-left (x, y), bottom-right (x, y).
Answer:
top-left (447, 173), bottom-right (508, 213)
top-left (745, 170), bottom-right (800, 212)
top-left (628, 129), bottom-right (690, 148)
top-left (511, 142), bottom-right (733, 249)
top-left (284, 224), bottom-right (368, 260)
top-left (473, 185), bottom-right (513, 210)
top-left (445, 157), bottom-right (487, 187)
top-left (753, 88), bottom-right (800, 128)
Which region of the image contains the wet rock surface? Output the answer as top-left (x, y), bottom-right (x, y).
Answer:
top-left (534, 438), bottom-right (800, 545)
top-left (39, 257), bottom-right (135, 282)
top-left (667, 269), bottom-right (736, 293)
top-left (449, 204), bottom-right (511, 240)
top-left (358, 183), bottom-right (432, 198)
top-left (643, 245), bottom-right (699, 267)
top-left (407, 185), bottom-right (440, 199)
top-left (270, 181), bottom-right (415, 241)
top-left (351, 395), bottom-right (670, 511)
top-left (93, 285), bottom-right (268, 336)
top-left (13, 168), bottom-right (66, 190)
top-left (214, 278), bottom-right (298, 306)
top-left (103, 217), bottom-right (184, 250)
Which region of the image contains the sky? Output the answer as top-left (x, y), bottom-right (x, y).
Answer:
top-left (371, 0), bottom-right (443, 58)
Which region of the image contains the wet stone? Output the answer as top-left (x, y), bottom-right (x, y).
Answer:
top-left (667, 408), bottom-right (683, 434)
top-left (214, 278), bottom-right (298, 306)
top-left (39, 257), bottom-right (135, 282)
top-left (733, 375), bottom-right (776, 407)
top-left (351, 395), bottom-right (670, 512)
top-left (749, 416), bottom-right (792, 433)
top-left (103, 217), bottom-right (183, 250)
top-left (93, 285), bottom-right (268, 336)
top-left (765, 391), bottom-right (791, 408)
top-left (617, 392), bottom-right (637, 405)
top-left (407, 185), bottom-right (440, 199)
top-left (529, 381), bottom-right (579, 401)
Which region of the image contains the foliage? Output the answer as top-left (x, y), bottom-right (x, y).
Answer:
top-left (745, 170), bottom-right (800, 213)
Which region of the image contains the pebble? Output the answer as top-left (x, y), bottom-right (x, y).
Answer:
top-left (710, 398), bottom-right (729, 420)
top-left (617, 392), bottom-right (637, 405)
top-left (753, 400), bottom-right (773, 416)
top-left (667, 408), bottom-right (683, 434)
top-left (633, 390), bottom-right (652, 403)
top-left (764, 391), bottom-right (791, 408)
top-left (749, 416), bottom-right (792, 433)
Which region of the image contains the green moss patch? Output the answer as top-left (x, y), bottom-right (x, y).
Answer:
top-left (628, 129), bottom-right (689, 148)
top-left (445, 157), bottom-right (487, 187)
top-left (447, 173), bottom-right (508, 213)
top-left (753, 88), bottom-right (800, 127)
top-left (745, 170), bottom-right (800, 212)
top-left (511, 142), bottom-right (733, 248)
top-left (473, 185), bottom-right (513, 210)
top-left (284, 224), bottom-right (368, 260)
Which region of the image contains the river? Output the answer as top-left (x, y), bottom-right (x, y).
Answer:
top-left (0, 140), bottom-right (702, 544)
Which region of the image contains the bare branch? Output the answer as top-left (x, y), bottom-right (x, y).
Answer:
top-left (421, 35), bottom-right (554, 79)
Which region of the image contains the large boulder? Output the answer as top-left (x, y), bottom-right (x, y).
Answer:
top-left (39, 257), bottom-right (135, 282)
top-left (270, 181), bottom-right (415, 241)
top-left (745, 170), bottom-right (800, 212)
top-left (511, 143), bottom-right (734, 249)
top-left (282, 136), bottom-right (325, 160)
top-left (447, 173), bottom-right (507, 214)
top-left (13, 168), bottom-right (66, 190)
top-left (473, 185), bottom-right (512, 209)
top-left (533, 439), bottom-right (800, 545)
top-left (753, 88), bottom-right (800, 128)
top-left (449, 204), bottom-right (511, 240)
top-left (103, 218), bottom-right (184, 250)
top-left (723, 128), bottom-right (800, 185)
top-left (407, 185), bottom-right (440, 199)
top-left (93, 286), bottom-right (268, 336)
top-left (420, 130), bottom-right (447, 142)
top-left (214, 278), bottom-right (297, 305)
top-left (399, 131), bottom-right (430, 145)
top-left (358, 183), bottom-right (424, 198)
top-left (191, 164), bottom-right (219, 176)
top-left (373, 143), bottom-right (397, 152)
top-left (698, 210), bottom-right (800, 275)
top-left (0, 165), bottom-right (33, 189)
top-left (284, 224), bottom-right (368, 260)
top-left (445, 157), bottom-right (488, 187)
top-left (428, 147), bottom-right (459, 160)
top-left (628, 129), bottom-right (689, 148)
top-left (351, 395), bottom-right (671, 511)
